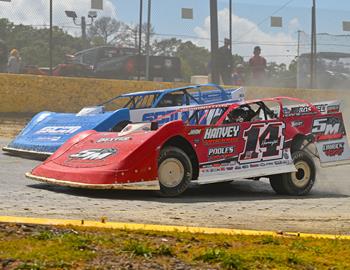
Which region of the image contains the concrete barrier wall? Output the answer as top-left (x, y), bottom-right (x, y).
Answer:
top-left (0, 73), bottom-right (349, 116)
top-left (0, 74), bottom-right (182, 114)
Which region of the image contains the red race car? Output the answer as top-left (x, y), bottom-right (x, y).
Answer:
top-left (26, 97), bottom-right (350, 197)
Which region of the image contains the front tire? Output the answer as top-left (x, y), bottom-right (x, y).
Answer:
top-left (269, 151), bottom-right (316, 196)
top-left (158, 147), bottom-right (192, 197)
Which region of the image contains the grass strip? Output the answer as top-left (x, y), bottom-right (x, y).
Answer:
top-left (0, 223), bottom-right (349, 270)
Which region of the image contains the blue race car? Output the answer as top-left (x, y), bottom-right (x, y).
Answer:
top-left (3, 84), bottom-right (244, 157)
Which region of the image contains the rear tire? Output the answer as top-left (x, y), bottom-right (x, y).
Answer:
top-left (269, 151), bottom-right (315, 196)
top-left (158, 147), bottom-right (192, 197)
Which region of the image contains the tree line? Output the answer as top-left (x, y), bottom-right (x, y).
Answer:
top-left (0, 17), bottom-right (297, 87)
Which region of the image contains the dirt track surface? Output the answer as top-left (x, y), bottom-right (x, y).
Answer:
top-left (0, 114), bottom-right (29, 138)
top-left (0, 120), bottom-right (350, 235)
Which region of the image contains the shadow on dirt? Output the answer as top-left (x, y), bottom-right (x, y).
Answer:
top-left (27, 179), bottom-right (349, 204)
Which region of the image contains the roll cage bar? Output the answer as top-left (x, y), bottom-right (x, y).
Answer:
top-left (97, 83), bottom-right (229, 109)
top-left (154, 96), bottom-right (322, 126)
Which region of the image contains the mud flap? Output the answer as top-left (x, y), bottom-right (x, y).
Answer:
top-left (313, 113), bottom-right (350, 167)
top-left (315, 138), bottom-right (350, 167)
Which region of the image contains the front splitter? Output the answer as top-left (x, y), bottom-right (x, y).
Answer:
top-left (25, 172), bottom-right (160, 190)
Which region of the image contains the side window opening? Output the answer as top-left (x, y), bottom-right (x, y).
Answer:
top-left (224, 102), bottom-right (280, 124)
top-left (224, 105), bottom-right (256, 124)
top-left (157, 93), bottom-right (184, 108)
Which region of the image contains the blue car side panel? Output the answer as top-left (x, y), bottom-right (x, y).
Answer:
top-left (94, 109), bottom-right (130, 131)
top-left (7, 109), bottom-right (130, 154)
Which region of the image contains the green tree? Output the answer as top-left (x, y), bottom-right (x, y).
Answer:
top-left (0, 18), bottom-right (84, 66)
top-left (175, 41), bottom-right (210, 81)
top-left (152, 38), bottom-right (182, 56)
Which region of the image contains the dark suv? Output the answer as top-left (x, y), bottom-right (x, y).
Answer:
top-left (70, 46), bottom-right (182, 82)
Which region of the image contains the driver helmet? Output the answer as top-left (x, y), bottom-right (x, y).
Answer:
top-left (228, 106), bottom-right (254, 123)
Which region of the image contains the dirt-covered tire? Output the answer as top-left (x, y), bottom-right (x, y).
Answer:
top-left (158, 146), bottom-right (193, 197)
top-left (269, 150), bottom-right (316, 196)
top-left (269, 175), bottom-right (287, 195)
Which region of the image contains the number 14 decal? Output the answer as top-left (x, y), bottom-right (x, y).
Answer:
top-left (239, 122), bottom-right (285, 163)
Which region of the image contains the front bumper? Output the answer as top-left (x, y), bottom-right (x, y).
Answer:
top-left (2, 146), bottom-right (52, 159)
top-left (25, 172), bottom-right (160, 191)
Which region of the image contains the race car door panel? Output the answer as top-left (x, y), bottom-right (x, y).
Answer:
top-left (197, 120), bottom-right (295, 184)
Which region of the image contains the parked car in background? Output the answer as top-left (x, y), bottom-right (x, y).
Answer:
top-left (25, 46), bottom-right (182, 82)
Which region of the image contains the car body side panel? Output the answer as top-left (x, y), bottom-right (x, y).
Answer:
top-left (183, 121), bottom-right (295, 183)
top-left (281, 103), bottom-right (350, 166)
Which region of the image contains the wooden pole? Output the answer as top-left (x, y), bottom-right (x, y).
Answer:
top-left (210, 0), bottom-right (219, 84)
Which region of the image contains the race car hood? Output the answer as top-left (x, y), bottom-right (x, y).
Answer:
top-left (6, 108), bottom-right (129, 154)
top-left (29, 121), bottom-right (184, 185)
top-left (48, 127), bottom-right (156, 168)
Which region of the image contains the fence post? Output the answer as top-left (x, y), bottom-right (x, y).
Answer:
top-left (49, 0), bottom-right (53, 75)
top-left (210, 0), bottom-right (220, 84)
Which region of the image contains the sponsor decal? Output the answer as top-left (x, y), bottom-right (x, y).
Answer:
top-left (204, 126), bottom-right (240, 140)
top-left (284, 104), bottom-right (328, 116)
top-left (208, 146), bottom-right (234, 157)
top-left (291, 120), bottom-right (304, 127)
top-left (188, 129), bottom-right (202, 136)
top-left (290, 105), bottom-right (312, 114)
top-left (327, 105), bottom-right (340, 114)
top-left (69, 148), bottom-right (117, 160)
top-left (96, 137), bottom-right (131, 143)
top-left (312, 117), bottom-right (342, 135)
top-left (36, 126), bottom-right (81, 135)
top-left (142, 110), bottom-right (178, 122)
top-left (260, 139), bottom-right (279, 148)
top-left (322, 142), bottom-right (344, 157)
top-left (315, 104), bottom-right (327, 113)
top-left (142, 111), bottom-right (192, 125)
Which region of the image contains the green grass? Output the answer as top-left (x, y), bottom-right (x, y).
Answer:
top-left (0, 224), bottom-right (349, 269)
top-left (123, 240), bottom-right (153, 258)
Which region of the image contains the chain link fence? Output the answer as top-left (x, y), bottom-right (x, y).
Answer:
top-left (0, 0), bottom-right (350, 89)
top-left (298, 32), bottom-right (350, 89)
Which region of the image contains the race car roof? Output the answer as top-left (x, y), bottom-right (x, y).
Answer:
top-left (120, 83), bottom-right (226, 97)
top-left (173, 96), bottom-right (315, 113)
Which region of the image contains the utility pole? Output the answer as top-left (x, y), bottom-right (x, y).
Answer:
top-left (297, 30), bottom-right (301, 59)
top-left (145, 0), bottom-right (151, 81)
top-left (49, 0), bottom-right (53, 75)
top-left (229, 0), bottom-right (232, 55)
top-left (310, 0), bottom-right (317, 88)
top-left (210, 0), bottom-right (220, 84)
top-left (296, 30), bottom-right (302, 88)
top-left (65, 11), bottom-right (97, 49)
top-left (81, 16), bottom-right (87, 46)
top-left (138, 0), bottom-right (143, 80)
